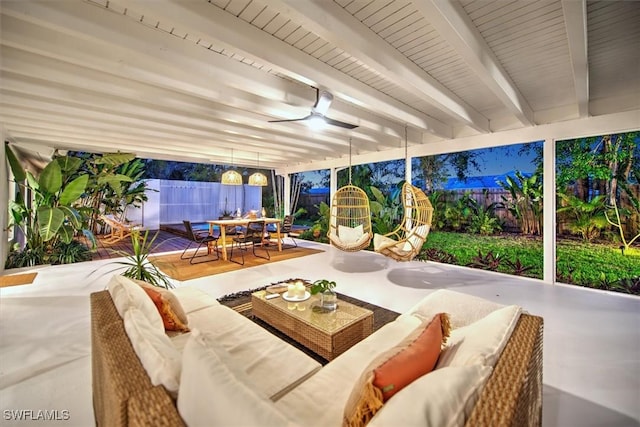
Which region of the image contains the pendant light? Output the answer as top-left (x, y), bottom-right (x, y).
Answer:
top-left (221, 149), bottom-right (242, 185)
top-left (248, 152), bottom-right (268, 186)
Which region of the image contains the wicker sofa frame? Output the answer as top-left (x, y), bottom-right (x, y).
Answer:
top-left (90, 289), bottom-right (543, 427)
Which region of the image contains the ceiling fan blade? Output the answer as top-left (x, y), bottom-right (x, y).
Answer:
top-left (323, 116), bottom-right (359, 129)
top-left (268, 114), bottom-right (312, 123)
top-left (313, 90), bottom-right (333, 116)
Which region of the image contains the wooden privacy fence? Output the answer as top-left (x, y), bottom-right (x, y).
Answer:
top-left (440, 189), bottom-right (521, 232)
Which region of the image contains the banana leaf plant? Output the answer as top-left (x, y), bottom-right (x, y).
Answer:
top-left (5, 144), bottom-right (96, 266)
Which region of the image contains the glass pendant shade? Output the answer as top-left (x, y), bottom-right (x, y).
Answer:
top-left (221, 169), bottom-right (242, 185)
top-left (248, 172), bottom-right (268, 186)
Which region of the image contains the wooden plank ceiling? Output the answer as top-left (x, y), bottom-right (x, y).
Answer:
top-left (1, 0), bottom-right (638, 172)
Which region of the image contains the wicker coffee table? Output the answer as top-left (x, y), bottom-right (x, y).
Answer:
top-left (251, 290), bottom-right (373, 361)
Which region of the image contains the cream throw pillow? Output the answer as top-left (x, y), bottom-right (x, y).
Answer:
top-left (177, 329), bottom-right (292, 427)
top-left (408, 290), bottom-right (504, 330)
top-left (107, 274), bottom-right (164, 333)
top-left (368, 365), bottom-right (491, 427)
top-left (123, 307), bottom-right (182, 395)
top-left (437, 305), bottom-right (522, 369)
top-left (338, 224), bottom-right (364, 244)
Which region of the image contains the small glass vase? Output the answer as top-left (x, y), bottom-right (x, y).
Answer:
top-left (320, 289), bottom-right (337, 311)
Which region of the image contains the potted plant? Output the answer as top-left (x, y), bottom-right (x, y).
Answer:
top-left (310, 279), bottom-right (337, 311)
top-left (100, 229), bottom-right (173, 288)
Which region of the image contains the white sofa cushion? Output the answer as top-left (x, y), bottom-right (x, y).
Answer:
top-left (275, 314), bottom-right (422, 427)
top-left (171, 286), bottom-right (220, 314)
top-left (171, 304), bottom-right (321, 400)
top-left (177, 329), bottom-right (292, 427)
top-left (437, 304), bottom-right (522, 369)
top-left (368, 365), bottom-right (491, 427)
top-left (408, 289), bottom-right (504, 329)
top-left (107, 275), bottom-right (163, 333)
top-left (123, 307), bottom-right (181, 395)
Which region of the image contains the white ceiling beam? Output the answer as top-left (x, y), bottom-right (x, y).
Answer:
top-left (561, 0), bottom-right (589, 118)
top-left (0, 9), bottom-right (399, 149)
top-left (119, 0), bottom-right (451, 138)
top-left (274, 0), bottom-right (489, 133)
top-left (0, 7), bottom-right (313, 120)
top-left (414, 0), bottom-right (535, 127)
top-left (0, 1), bottom-right (314, 108)
top-left (10, 136), bottom-right (227, 165)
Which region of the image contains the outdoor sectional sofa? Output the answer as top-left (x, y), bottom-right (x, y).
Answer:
top-left (91, 276), bottom-right (543, 426)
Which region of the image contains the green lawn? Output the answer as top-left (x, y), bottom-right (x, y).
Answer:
top-left (422, 231), bottom-right (640, 294)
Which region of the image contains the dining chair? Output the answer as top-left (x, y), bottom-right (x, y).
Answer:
top-left (229, 220), bottom-right (270, 265)
top-left (181, 220), bottom-right (220, 264)
top-left (280, 215), bottom-right (298, 248)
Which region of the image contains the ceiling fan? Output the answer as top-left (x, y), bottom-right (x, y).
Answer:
top-left (269, 89), bottom-right (358, 129)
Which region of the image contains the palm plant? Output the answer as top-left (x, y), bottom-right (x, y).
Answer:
top-left (498, 170), bottom-right (543, 235)
top-left (556, 193), bottom-right (609, 241)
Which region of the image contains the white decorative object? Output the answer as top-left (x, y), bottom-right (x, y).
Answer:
top-left (295, 282), bottom-right (306, 298)
top-left (282, 291), bottom-right (311, 302)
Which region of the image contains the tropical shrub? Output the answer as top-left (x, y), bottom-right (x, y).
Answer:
top-left (5, 145), bottom-right (95, 267)
top-left (428, 190), bottom-right (446, 230)
top-left (443, 193), bottom-right (472, 231)
top-left (49, 240), bottom-right (93, 265)
top-left (466, 190), bottom-right (502, 235)
top-left (369, 184), bottom-right (402, 235)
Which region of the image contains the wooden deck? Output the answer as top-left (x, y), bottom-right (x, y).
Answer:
top-left (86, 230), bottom-right (191, 260)
top-left (86, 221), bottom-right (309, 261)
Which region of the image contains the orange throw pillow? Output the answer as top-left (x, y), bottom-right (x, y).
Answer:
top-left (374, 313), bottom-right (448, 401)
top-left (142, 287), bottom-right (190, 332)
top-left (343, 313), bottom-right (450, 427)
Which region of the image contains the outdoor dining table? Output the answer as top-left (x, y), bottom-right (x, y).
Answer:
top-left (206, 218), bottom-right (282, 261)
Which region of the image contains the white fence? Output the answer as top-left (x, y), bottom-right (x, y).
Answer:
top-left (126, 179), bottom-right (262, 229)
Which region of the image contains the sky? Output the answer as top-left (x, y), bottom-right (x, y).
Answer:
top-left (300, 141), bottom-right (542, 187)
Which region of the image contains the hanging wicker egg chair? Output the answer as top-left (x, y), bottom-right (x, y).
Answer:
top-left (327, 138), bottom-right (373, 252)
top-left (373, 182), bottom-right (433, 261)
top-left (327, 184), bottom-right (373, 251)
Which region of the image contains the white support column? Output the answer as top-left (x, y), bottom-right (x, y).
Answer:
top-left (283, 173), bottom-right (291, 216)
top-left (330, 168), bottom-right (338, 204)
top-left (0, 137), bottom-right (8, 274)
top-left (543, 137), bottom-right (556, 284)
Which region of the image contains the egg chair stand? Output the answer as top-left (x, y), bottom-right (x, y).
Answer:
top-left (327, 138), bottom-right (373, 252)
top-left (373, 182), bottom-right (433, 262)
